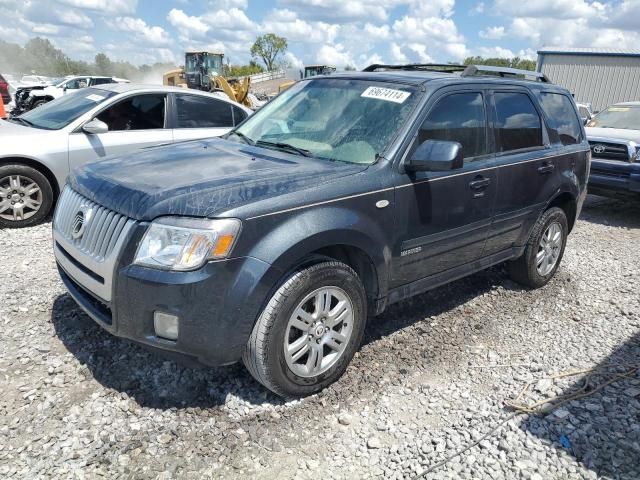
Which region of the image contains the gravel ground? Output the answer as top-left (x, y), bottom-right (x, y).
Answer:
top-left (1, 195), bottom-right (639, 479)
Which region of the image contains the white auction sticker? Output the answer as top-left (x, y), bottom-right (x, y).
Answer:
top-left (361, 86), bottom-right (411, 104)
top-left (86, 94), bottom-right (106, 102)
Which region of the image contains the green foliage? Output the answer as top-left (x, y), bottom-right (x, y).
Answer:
top-left (250, 33), bottom-right (288, 72)
top-left (344, 64), bottom-right (357, 71)
top-left (0, 37), bottom-right (179, 82)
top-left (227, 61), bottom-right (264, 77)
top-left (463, 56), bottom-right (537, 71)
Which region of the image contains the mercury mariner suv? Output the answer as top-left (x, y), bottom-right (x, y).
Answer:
top-left (53, 64), bottom-right (590, 397)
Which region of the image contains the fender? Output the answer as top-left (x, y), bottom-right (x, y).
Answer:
top-left (241, 203), bottom-right (393, 301)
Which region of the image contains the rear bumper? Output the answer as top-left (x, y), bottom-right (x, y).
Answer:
top-left (588, 159), bottom-right (640, 197)
top-left (57, 252), bottom-right (283, 367)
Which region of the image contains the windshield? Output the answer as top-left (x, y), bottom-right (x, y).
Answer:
top-left (232, 78), bottom-right (420, 164)
top-left (588, 105), bottom-right (640, 130)
top-left (19, 88), bottom-right (116, 130)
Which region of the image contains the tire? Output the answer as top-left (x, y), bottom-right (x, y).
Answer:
top-left (31, 99), bottom-right (48, 109)
top-left (508, 207), bottom-right (568, 288)
top-left (243, 261), bottom-right (367, 398)
top-left (0, 164), bottom-right (54, 228)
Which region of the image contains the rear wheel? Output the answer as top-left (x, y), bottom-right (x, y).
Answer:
top-left (243, 261), bottom-right (367, 398)
top-left (0, 164), bottom-right (53, 228)
top-left (508, 207), bottom-right (568, 288)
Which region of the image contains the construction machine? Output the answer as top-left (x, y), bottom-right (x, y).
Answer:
top-left (163, 51), bottom-right (254, 108)
top-left (278, 64), bottom-right (337, 93)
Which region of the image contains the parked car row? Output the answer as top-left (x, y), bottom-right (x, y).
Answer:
top-left (3, 62), bottom-right (637, 398)
top-left (12, 75), bottom-right (130, 115)
top-left (0, 84), bottom-right (252, 227)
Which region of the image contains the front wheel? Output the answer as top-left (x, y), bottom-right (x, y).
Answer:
top-left (0, 164), bottom-right (54, 228)
top-left (243, 261), bottom-right (367, 398)
top-left (508, 207), bottom-right (568, 288)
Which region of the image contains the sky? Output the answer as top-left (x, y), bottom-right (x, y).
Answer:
top-left (1, 0), bottom-right (639, 69)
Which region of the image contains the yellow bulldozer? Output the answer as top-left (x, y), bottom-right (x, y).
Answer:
top-left (163, 51), bottom-right (254, 108)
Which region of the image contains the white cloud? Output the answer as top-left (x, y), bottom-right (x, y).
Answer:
top-left (479, 26), bottom-right (506, 40)
top-left (167, 9), bottom-right (210, 38)
top-left (109, 17), bottom-right (170, 47)
top-left (278, 0), bottom-right (390, 22)
top-left (316, 43), bottom-right (355, 67)
top-left (57, 0), bottom-right (137, 15)
top-left (390, 43), bottom-right (408, 63)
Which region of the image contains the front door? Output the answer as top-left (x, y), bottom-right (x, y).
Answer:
top-left (171, 93), bottom-right (238, 141)
top-left (68, 93), bottom-right (173, 171)
top-left (391, 90), bottom-right (497, 288)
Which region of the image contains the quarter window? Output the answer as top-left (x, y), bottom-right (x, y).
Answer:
top-left (175, 94), bottom-right (234, 128)
top-left (419, 92), bottom-right (487, 159)
top-left (494, 92), bottom-right (543, 152)
top-left (539, 93), bottom-right (583, 146)
top-left (232, 105), bottom-right (248, 126)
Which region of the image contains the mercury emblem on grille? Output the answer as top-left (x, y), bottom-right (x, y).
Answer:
top-left (71, 205), bottom-right (93, 240)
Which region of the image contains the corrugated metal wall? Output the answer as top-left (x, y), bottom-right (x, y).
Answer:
top-left (539, 54), bottom-right (640, 111)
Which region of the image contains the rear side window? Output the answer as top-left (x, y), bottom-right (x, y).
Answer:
top-left (539, 93), bottom-right (583, 145)
top-left (232, 105), bottom-right (248, 126)
top-left (175, 94), bottom-right (234, 128)
top-left (494, 92), bottom-right (543, 152)
top-left (91, 78), bottom-right (112, 86)
top-left (419, 92), bottom-right (487, 159)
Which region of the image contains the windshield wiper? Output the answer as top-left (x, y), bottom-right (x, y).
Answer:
top-left (10, 117), bottom-right (34, 127)
top-left (228, 131), bottom-right (255, 145)
top-left (256, 140), bottom-right (312, 157)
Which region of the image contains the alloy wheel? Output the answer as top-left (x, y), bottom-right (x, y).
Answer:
top-left (0, 175), bottom-right (43, 222)
top-left (536, 221), bottom-right (563, 276)
top-left (284, 286), bottom-right (354, 378)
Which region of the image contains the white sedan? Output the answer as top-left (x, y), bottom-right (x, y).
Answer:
top-left (0, 83), bottom-right (252, 228)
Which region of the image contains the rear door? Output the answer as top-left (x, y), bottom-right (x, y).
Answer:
top-left (171, 93), bottom-right (240, 141)
top-left (484, 89), bottom-right (559, 255)
top-left (391, 88), bottom-right (498, 287)
top-left (68, 93), bottom-right (173, 171)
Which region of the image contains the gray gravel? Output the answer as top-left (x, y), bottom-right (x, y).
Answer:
top-left (1, 195), bottom-right (639, 479)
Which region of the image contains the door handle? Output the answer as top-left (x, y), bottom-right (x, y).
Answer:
top-left (469, 176), bottom-right (491, 190)
top-left (538, 162), bottom-right (555, 174)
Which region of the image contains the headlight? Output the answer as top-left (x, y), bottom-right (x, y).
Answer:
top-left (633, 147), bottom-right (640, 163)
top-left (134, 217), bottom-right (241, 271)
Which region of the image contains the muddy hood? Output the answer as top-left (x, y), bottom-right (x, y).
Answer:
top-left (69, 138), bottom-right (365, 221)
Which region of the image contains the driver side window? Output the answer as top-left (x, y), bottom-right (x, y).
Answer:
top-left (96, 94), bottom-right (166, 132)
top-left (419, 92), bottom-right (487, 161)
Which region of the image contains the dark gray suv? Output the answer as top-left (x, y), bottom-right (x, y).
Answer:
top-left (52, 64), bottom-right (590, 397)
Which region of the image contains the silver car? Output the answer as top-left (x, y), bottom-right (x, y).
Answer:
top-left (0, 84), bottom-right (252, 228)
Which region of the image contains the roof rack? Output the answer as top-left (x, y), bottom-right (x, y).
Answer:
top-left (461, 65), bottom-right (550, 83)
top-left (362, 63), bottom-right (467, 73)
top-left (362, 63), bottom-right (551, 83)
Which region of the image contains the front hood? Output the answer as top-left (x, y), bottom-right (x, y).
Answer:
top-left (70, 138), bottom-right (366, 221)
top-left (586, 127), bottom-right (640, 144)
top-left (0, 119), bottom-right (48, 138)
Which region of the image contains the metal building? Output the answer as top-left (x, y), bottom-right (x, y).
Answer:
top-left (537, 47), bottom-right (640, 111)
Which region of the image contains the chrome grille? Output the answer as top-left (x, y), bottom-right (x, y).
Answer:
top-left (588, 140), bottom-right (634, 162)
top-left (54, 187), bottom-right (135, 262)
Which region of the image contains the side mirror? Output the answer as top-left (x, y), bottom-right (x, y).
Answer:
top-left (82, 118), bottom-right (109, 135)
top-left (406, 140), bottom-right (464, 172)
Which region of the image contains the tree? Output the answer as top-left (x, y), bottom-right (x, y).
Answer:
top-left (463, 56), bottom-right (537, 71)
top-left (344, 64), bottom-right (356, 71)
top-left (250, 33), bottom-right (288, 72)
top-left (95, 53), bottom-right (112, 76)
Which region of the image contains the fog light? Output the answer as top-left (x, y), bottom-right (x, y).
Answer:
top-left (154, 311), bottom-right (179, 341)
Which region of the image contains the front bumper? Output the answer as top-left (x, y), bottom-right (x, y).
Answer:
top-left (588, 158), bottom-right (640, 197)
top-left (55, 228), bottom-right (282, 366)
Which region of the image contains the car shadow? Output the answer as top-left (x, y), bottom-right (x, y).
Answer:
top-left (51, 265), bottom-right (513, 410)
top-left (580, 194), bottom-right (640, 229)
top-left (50, 294), bottom-right (282, 409)
top-left (517, 331), bottom-right (640, 479)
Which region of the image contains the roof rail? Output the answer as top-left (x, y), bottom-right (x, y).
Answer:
top-left (362, 63), bottom-right (466, 73)
top-left (461, 65), bottom-right (551, 83)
